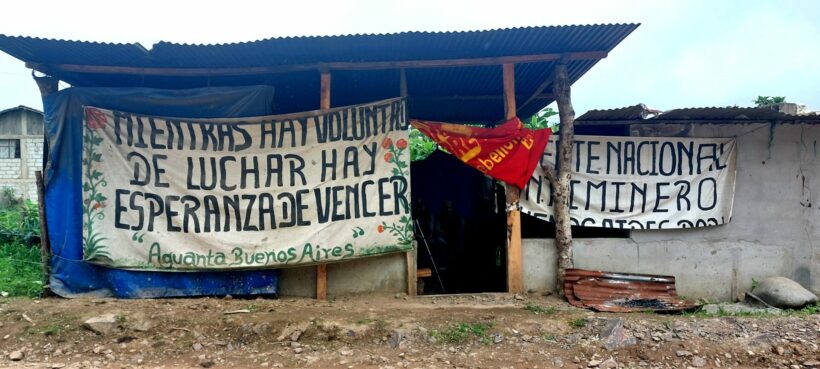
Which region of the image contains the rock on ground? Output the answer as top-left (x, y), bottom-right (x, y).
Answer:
top-left (752, 276), bottom-right (818, 309)
top-left (8, 350), bottom-right (24, 361)
top-left (82, 313), bottom-right (119, 335)
top-left (599, 318), bottom-right (636, 351)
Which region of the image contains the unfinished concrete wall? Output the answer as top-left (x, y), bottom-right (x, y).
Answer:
top-left (0, 109), bottom-right (44, 203)
top-left (524, 123), bottom-right (819, 301)
top-left (278, 252), bottom-right (407, 297)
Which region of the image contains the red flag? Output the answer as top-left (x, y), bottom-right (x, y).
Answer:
top-left (411, 118), bottom-right (551, 189)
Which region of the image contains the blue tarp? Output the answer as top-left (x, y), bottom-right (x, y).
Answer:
top-left (43, 86), bottom-right (280, 298)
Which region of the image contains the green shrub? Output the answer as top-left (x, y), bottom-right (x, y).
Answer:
top-left (0, 199), bottom-right (42, 298)
top-left (0, 242), bottom-right (42, 297)
top-left (0, 200), bottom-right (40, 245)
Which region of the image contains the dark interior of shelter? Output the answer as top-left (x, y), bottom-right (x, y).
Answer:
top-left (411, 148), bottom-right (630, 295)
top-left (411, 151), bottom-right (507, 294)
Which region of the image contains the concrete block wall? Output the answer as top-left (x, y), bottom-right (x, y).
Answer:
top-left (26, 138), bottom-right (44, 178)
top-left (523, 123), bottom-right (819, 302)
top-left (0, 158), bottom-right (22, 179)
top-left (0, 138), bottom-right (44, 203)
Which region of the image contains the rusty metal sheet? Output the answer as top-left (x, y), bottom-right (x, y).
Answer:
top-left (563, 268), bottom-right (700, 313)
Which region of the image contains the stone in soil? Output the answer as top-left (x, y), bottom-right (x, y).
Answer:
top-left (8, 350), bottom-right (24, 361)
top-left (83, 313), bottom-right (119, 335)
top-left (600, 318), bottom-right (636, 351)
top-left (691, 356), bottom-right (707, 367)
top-left (388, 330), bottom-right (403, 348)
top-left (600, 358), bottom-right (618, 369)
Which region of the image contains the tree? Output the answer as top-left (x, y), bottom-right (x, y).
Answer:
top-left (408, 126), bottom-right (437, 161)
top-left (539, 63), bottom-right (575, 295)
top-left (754, 96), bottom-right (786, 107)
top-left (525, 107), bottom-right (558, 130)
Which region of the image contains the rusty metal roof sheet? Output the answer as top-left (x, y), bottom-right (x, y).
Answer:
top-left (564, 269), bottom-right (700, 313)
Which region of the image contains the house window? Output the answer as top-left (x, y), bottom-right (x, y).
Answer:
top-left (0, 139), bottom-right (20, 159)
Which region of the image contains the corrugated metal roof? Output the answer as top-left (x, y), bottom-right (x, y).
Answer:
top-left (0, 105), bottom-right (43, 116)
top-left (656, 106), bottom-right (820, 121)
top-left (577, 104), bottom-right (820, 125)
top-left (577, 104), bottom-right (654, 121)
top-left (0, 24), bottom-right (639, 122)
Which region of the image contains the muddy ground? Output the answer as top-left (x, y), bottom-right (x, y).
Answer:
top-left (0, 293), bottom-right (818, 368)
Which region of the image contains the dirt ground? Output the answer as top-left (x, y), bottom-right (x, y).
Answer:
top-left (0, 293), bottom-right (818, 369)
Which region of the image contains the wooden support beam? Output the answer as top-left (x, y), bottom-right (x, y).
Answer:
top-left (25, 51), bottom-right (608, 77)
top-left (399, 68), bottom-right (417, 297)
top-left (316, 72), bottom-right (331, 301)
top-left (410, 94), bottom-right (553, 102)
top-left (502, 63), bottom-right (524, 295)
top-left (399, 68), bottom-right (408, 97)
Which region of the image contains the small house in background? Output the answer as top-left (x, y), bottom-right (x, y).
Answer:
top-left (0, 105), bottom-right (44, 203)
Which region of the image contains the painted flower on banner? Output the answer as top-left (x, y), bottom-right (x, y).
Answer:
top-left (382, 137), bottom-right (393, 149)
top-left (384, 152), bottom-right (393, 162)
top-left (82, 106), bottom-right (111, 263)
top-left (396, 138), bottom-right (408, 149)
top-left (377, 224), bottom-right (385, 233)
top-left (85, 107), bottom-right (108, 130)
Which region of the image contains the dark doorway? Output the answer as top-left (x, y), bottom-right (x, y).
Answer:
top-left (410, 150), bottom-right (507, 294)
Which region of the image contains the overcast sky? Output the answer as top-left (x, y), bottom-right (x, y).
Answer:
top-left (0, 0), bottom-right (818, 115)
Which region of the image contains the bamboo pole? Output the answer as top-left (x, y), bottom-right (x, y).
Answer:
top-left (502, 63), bottom-right (524, 294)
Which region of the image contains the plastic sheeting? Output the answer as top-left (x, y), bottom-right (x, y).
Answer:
top-left (43, 86), bottom-right (280, 298)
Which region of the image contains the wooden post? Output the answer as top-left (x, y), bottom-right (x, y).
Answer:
top-left (502, 63), bottom-right (524, 294)
top-left (316, 72), bottom-right (331, 301)
top-left (399, 69), bottom-right (417, 296)
top-left (552, 62), bottom-right (575, 294)
top-left (35, 171), bottom-right (52, 297)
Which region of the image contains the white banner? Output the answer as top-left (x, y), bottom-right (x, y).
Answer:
top-left (520, 135), bottom-right (736, 229)
top-left (81, 98), bottom-right (412, 270)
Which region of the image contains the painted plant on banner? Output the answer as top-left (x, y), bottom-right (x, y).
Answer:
top-left (82, 108), bottom-right (111, 263)
top-left (80, 98), bottom-right (412, 271)
top-left (372, 137), bottom-right (413, 255)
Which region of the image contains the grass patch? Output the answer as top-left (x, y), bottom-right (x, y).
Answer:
top-left (0, 199), bottom-right (42, 298)
top-left (524, 303), bottom-right (557, 315)
top-left (42, 324), bottom-right (61, 336)
top-left (0, 242), bottom-right (42, 297)
top-left (430, 322), bottom-right (493, 344)
top-left (568, 318), bottom-right (588, 328)
top-left (115, 314), bottom-right (127, 324)
top-left (797, 302), bottom-right (819, 315)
